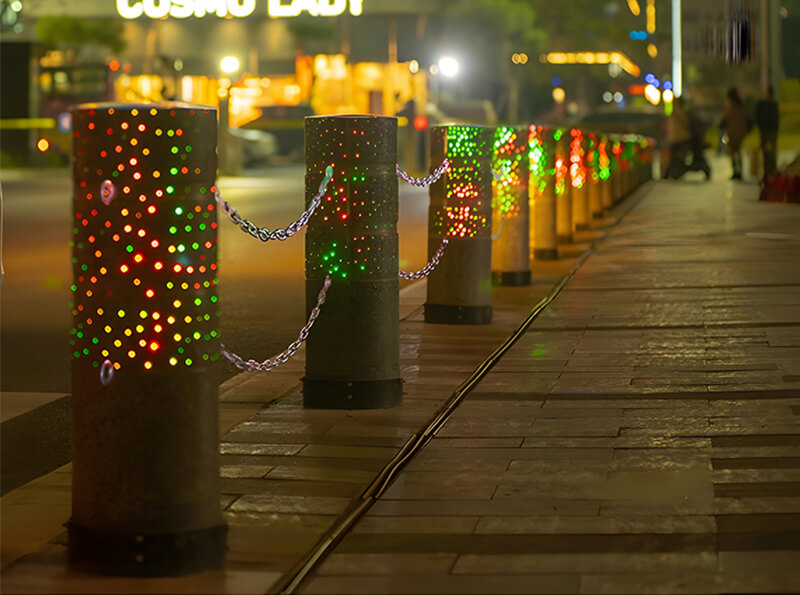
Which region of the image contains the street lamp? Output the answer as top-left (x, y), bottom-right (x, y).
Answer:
top-left (438, 56), bottom-right (460, 78)
top-left (220, 55), bottom-right (240, 74)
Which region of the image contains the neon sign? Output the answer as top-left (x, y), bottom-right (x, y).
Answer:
top-left (268, 0), bottom-right (363, 16)
top-left (116, 0), bottom-right (363, 18)
top-left (117, 0), bottom-right (257, 19)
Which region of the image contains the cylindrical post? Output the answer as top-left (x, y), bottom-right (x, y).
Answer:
top-left (68, 102), bottom-right (225, 576)
top-left (599, 136), bottom-right (614, 210)
top-left (491, 126), bottom-right (531, 286)
top-left (425, 124), bottom-right (494, 324)
top-left (303, 115), bottom-right (401, 409)
top-left (585, 133), bottom-right (603, 220)
top-left (529, 125), bottom-right (558, 260)
top-left (568, 128), bottom-right (589, 230)
top-left (555, 132), bottom-right (572, 243)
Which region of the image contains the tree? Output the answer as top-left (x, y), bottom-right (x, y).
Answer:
top-left (35, 16), bottom-right (126, 59)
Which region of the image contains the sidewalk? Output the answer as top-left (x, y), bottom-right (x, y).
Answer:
top-left (3, 170), bottom-right (800, 594)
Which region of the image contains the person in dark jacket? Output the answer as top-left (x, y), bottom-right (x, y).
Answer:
top-left (722, 87), bottom-right (749, 180)
top-left (755, 85), bottom-right (780, 179)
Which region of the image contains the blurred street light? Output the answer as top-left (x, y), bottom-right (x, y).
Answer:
top-left (220, 55), bottom-right (240, 74)
top-left (438, 56), bottom-right (459, 78)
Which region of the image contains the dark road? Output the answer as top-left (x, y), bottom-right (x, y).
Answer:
top-left (0, 166), bottom-right (431, 393)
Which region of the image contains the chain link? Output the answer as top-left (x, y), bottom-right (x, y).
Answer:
top-left (220, 275), bottom-right (332, 372)
top-left (215, 165), bottom-right (333, 242)
top-left (399, 238), bottom-right (449, 280)
top-left (396, 159), bottom-right (450, 187)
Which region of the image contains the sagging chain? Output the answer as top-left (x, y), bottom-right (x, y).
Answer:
top-left (399, 238), bottom-right (449, 280)
top-left (396, 159), bottom-right (450, 187)
top-left (215, 165), bottom-right (334, 242)
top-left (220, 275), bottom-right (332, 372)
top-left (491, 213), bottom-right (505, 241)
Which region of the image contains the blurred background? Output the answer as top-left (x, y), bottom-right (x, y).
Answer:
top-left (1, 0), bottom-right (799, 172)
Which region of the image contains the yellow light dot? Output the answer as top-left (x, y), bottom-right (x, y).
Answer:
top-left (143, 148), bottom-right (150, 156)
top-left (144, 361), bottom-right (153, 370)
top-left (136, 325), bottom-right (144, 333)
top-left (169, 357), bottom-right (178, 366)
top-left (128, 350), bottom-right (136, 358)
top-left (101, 349), bottom-right (109, 357)
top-left (130, 138), bottom-right (138, 146)
top-left (168, 245), bottom-right (176, 253)
top-left (152, 312), bottom-right (161, 320)
top-left (173, 300), bottom-right (182, 308)
top-left (167, 316), bottom-right (176, 324)
top-left (153, 171), bottom-right (161, 178)
top-left (173, 333), bottom-right (182, 342)
top-left (100, 267), bottom-right (108, 275)
top-left (150, 108), bottom-right (157, 115)
top-left (97, 308), bottom-right (104, 315)
top-left (181, 282), bottom-right (189, 290)
top-left (113, 362), bottom-right (121, 370)
top-left (121, 208), bottom-right (129, 216)
top-left (117, 309), bottom-right (126, 318)
top-left (184, 315), bottom-right (192, 324)
top-left (124, 328), bottom-right (133, 336)
top-left (113, 339), bottom-right (122, 347)
top-left (104, 325), bottom-right (112, 333)
top-left (138, 339), bottom-right (147, 347)
top-left (86, 290), bottom-right (93, 297)
top-left (131, 108), bottom-right (139, 116)
top-left (139, 310), bottom-right (148, 319)
top-left (133, 278), bottom-right (142, 286)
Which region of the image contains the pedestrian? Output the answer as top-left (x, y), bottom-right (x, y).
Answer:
top-left (755, 85), bottom-right (779, 179)
top-left (666, 96), bottom-right (711, 179)
top-left (721, 87), bottom-right (749, 180)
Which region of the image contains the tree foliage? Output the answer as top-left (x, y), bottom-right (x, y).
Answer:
top-left (35, 16), bottom-right (127, 54)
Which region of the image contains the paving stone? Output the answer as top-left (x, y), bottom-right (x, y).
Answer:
top-left (452, 552), bottom-right (717, 574)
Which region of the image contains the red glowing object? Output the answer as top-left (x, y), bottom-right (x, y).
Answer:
top-left (413, 116), bottom-right (429, 131)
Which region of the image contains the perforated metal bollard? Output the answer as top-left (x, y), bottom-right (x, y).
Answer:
top-left (554, 132), bottom-right (573, 243)
top-left (491, 126), bottom-right (531, 286)
top-left (303, 115), bottom-right (401, 409)
top-left (425, 124), bottom-right (494, 324)
top-left (598, 135), bottom-right (614, 210)
top-left (529, 125), bottom-right (558, 260)
top-left (568, 128), bottom-right (590, 231)
top-left (585, 133), bottom-right (604, 219)
top-left (68, 103), bottom-right (225, 576)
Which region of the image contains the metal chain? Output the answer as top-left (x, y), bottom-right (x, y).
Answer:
top-left (399, 238), bottom-right (449, 280)
top-left (215, 165), bottom-right (333, 242)
top-left (396, 159), bottom-right (450, 187)
top-left (220, 275), bottom-right (332, 372)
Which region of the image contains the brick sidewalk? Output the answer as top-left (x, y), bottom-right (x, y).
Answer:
top-left (2, 174), bottom-right (800, 594)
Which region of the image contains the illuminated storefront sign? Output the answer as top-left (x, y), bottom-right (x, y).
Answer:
top-left (116, 0), bottom-right (363, 18)
top-left (268, 0), bottom-right (363, 17)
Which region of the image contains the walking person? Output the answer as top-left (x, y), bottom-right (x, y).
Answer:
top-left (755, 85), bottom-right (779, 180)
top-left (721, 87), bottom-right (749, 180)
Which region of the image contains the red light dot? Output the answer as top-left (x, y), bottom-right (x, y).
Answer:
top-left (88, 122), bottom-right (96, 130)
top-left (149, 342), bottom-right (160, 352)
top-left (115, 145), bottom-right (123, 153)
top-left (112, 233), bottom-right (120, 242)
top-left (133, 253), bottom-right (144, 264)
top-left (210, 263), bottom-right (217, 270)
top-left (138, 124), bottom-right (146, 132)
top-left (154, 261), bottom-right (164, 270)
top-left (173, 264), bottom-right (182, 273)
top-left (186, 266), bottom-right (194, 274)
top-left (120, 264), bottom-right (129, 273)
top-left (147, 205), bottom-right (157, 214)
top-left (150, 239), bottom-right (159, 248)
top-left (100, 150), bottom-right (107, 157)
top-left (156, 190), bottom-right (164, 197)
top-left (137, 229), bottom-right (146, 238)
top-left (88, 235), bottom-right (96, 243)
top-left (145, 289), bottom-right (155, 298)
top-left (340, 213), bottom-right (348, 221)
top-left (107, 128), bottom-right (113, 135)
top-left (90, 276), bottom-right (98, 284)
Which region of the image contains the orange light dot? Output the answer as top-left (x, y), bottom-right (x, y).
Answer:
top-left (36, 138), bottom-right (50, 152)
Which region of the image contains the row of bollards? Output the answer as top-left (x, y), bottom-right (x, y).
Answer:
top-left (68, 104), bottom-right (653, 578)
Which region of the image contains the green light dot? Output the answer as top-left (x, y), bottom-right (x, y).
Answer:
top-left (191, 242), bottom-right (200, 250)
top-left (126, 245), bottom-right (134, 253)
top-left (166, 186), bottom-right (175, 194)
top-left (210, 296), bottom-right (218, 303)
top-left (194, 298), bottom-right (202, 306)
top-left (193, 331), bottom-right (201, 340)
top-left (82, 348), bottom-right (90, 355)
top-left (81, 264), bottom-right (88, 271)
top-left (210, 330), bottom-right (218, 338)
top-left (169, 226), bottom-right (177, 234)
top-left (92, 361), bottom-right (99, 368)
top-left (184, 225), bottom-right (191, 232)
top-left (76, 331), bottom-right (84, 338)
top-left (92, 337), bottom-right (99, 344)
top-left (170, 167), bottom-right (178, 175)
top-left (73, 351), bottom-right (80, 359)
top-left (177, 347), bottom-right (185, 354)
top-left (185, 358), bottom-right (193, 366)
top-left (200, 187), bottom-right (206, 193)
top-left (177, 244), bottom-right (186, 253)
top-left (167, 129), bottom-right (175, 137)
top-left (174, 206), bottom-right (183, 215)
top-left (70, 284), bottom-right (77, 292)
top-left (171, 146), bottom-right (179, 154)
top-left (185, 146), bottom-right (192, 152)
top-left (187, 213), bottom-right (194, 220)
top-left (71, 257), bottom-right (78, 263)
top-left (203, 313), bottom-right (211, 320)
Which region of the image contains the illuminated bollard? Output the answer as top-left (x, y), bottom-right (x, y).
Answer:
top-left (68, 103), bottom-right (225, 576)
top-left (303, 115), bottom-right (401, 409)
top-left (554, 133), bottom-right (573, 243)
top-left (585, 133), bottom-right (604, 219)
top-left (568, 128), bottom-right (589, 230)
top-left (491, 126), bottom-right (531, 286)
top-left (529, 125), bottom-right (558, 260)
top-left (598, 136), bottom-right (614, 210)
top-left (425, 124), bottom-right (494, 324)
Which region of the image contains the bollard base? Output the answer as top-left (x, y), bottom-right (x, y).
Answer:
top-left (67, 522), bottom-right (227, 577)
top-left (575, 223), bottom-right (590, 231)
top-left (491, 271), bottom-right (531, 287)
top-left (557, 234), bottom-right (573, 244)
top-left (534, 248), bottom-right (558, 261)
top-left (303, 377), bottom-right (402, 410)
top-left (424, 303), bottom-right (492, 325)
